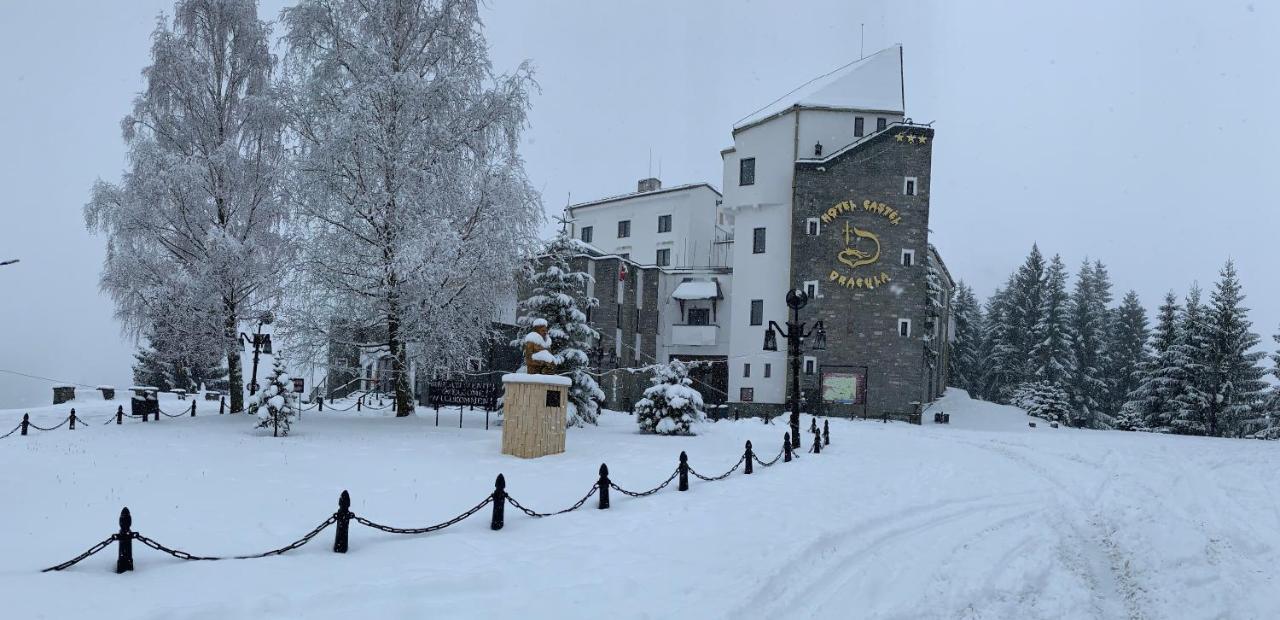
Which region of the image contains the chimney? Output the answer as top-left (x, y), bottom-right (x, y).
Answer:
top-left (637, 177), bottom-right (662, 193)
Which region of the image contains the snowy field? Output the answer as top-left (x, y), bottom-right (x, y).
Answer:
top-left (2, 389), bottom-right (1278, 619)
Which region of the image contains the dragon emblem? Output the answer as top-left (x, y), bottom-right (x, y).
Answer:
top-left (837, 221), bottom-right (881, 270)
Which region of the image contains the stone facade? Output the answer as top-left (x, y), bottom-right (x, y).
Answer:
top-left (789, 125), bottom-right (950, 418)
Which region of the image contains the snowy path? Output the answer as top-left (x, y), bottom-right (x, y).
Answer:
top-left (1, 389), bottom-right (1277, 619)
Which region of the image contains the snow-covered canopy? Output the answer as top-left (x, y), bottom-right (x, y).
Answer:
top-left (671, 280), bottom-right (721, 301)
top-left (733, 45), bottom-right (904, 131)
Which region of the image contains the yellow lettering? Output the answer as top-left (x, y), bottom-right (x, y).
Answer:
top-left (829, 270), bottom-right (840, 281)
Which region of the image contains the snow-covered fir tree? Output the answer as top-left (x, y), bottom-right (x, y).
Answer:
top-left (1031, 254), bottom-right (1075, 388)
top-left (1068, 260), bottom-right (1113, 428)
top-left (975, 284), bottom-right (1017, 402)
top-left (249, 357), bottom-right (298, 437)
top-left (634, 360), bottom-right (706, 435)
top-left (1125, 292), bottom-right (1186, 431)
top-left (1011, 381), bottom-right (1071, 424)
top-left (1203, 261), bottom-right (1268, 437)
top-left (948, 282), bottom-right (982, 395)
top-left (85, 0), bottom-right (289, 414)
top-left (281, 0), bottom-right (541, 416)
top-left (1103, 291), bottom-right (1150, 420)
top-left (1004, 245), bottom-right (1048, 387)
top-left (1170, 285), bottom-right (1212, 434)
top-left (514, 230), bottom-right (604, 427)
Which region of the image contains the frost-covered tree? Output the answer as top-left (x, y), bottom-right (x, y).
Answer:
top-left (1031, 254), bottom-right (1074, 388)
top-left (1203, 261), bottom-right (1268, 437)
top-left (948, 282), bottom-right (982, 394)
top-left (1103, 291), bottom-right (1150, 419)
top-left (1068, 259), bottom-right (1113, 428)
top-left (1170, 285), bottom-right (1212, 434)
top-left (85, 0), bottom-right (289, 414)
top-left (1004, 245), bottom-right (1047, 386)
top-left (249, 356), bottom-right (297, 437)
top-left (975, 285), bottom-right (1017, 402)
top-left (281, 0), bottom-right (541, 416)
top-left (635, 360), bottom-right (706, 435)
top-left (1125, 292), bottom-right (1185, 431)
top-left (514, 231), bottom-right (603, 427)
top-left (1011, 381), bottom-right (1071, 424)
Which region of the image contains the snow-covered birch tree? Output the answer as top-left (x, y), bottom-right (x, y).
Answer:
top-left (85, 0), bottom-right (289, 414)
top-left (280, 0), bottom-right (542, 416)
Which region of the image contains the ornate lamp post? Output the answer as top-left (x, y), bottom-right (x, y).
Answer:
top-left (239, 310), bottom-right (274, 396)
top-left (762, 289), bottom-right (827, 449)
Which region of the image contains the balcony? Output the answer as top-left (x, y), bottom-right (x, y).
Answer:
top-left (671, 324), bottom-right (717, 346)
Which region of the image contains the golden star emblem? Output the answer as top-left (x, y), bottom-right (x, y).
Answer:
top-left (906, 134), bottom-right (917, 144)
top-left (894, 133), bottom-right (905, 142)
top-left (917, 134), bottom-right (928, 145)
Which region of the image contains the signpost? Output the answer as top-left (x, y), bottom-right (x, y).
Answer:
top-left (426, 379), bottom-right (501, 430)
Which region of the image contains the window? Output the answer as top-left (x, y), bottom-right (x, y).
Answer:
top-left (619, 253), bottom-right (630, 260)
top-left (687, 308), bottom-right (710, 326)
top-left (740, 387), bottom-right (754, 402)
top-left (898, 318), bottom-right (912, 337)
top-left (581, 226), bottom-right (593, 243)
top-left (615, 328), bottom-right (623, 356)
top-left (901, 249), bottom-right (915, 267)
top-left (585, 306), bottom-right (592, 323)
top-left (636, 270), bottom-right (644, 308)
top-left (805, 217), bottom-right (820, 236)
top-left (876, 117), bottom-right (887, 131)
top-left (752, 227), bottom-right (766, 254)
top-left (656, 248), bottom-right (670, 267)
top-left (854, 116), bottom-right (865, 137)
top-left (750, 299), bottom-right (764, 326)
top-left (657, 214), bottom-right (672, 233)
top-left (617, 220), bottom-right (631, 238)
top-left (904, 176), bottom-right (918, 196)
top-left (764, 363), bottom-right (772, 378)
top-left (739, 157), bottom-right (756, 186)
top-left (743, 363), bottom-right (751, 378)
top-left (634, 333), bottom-right (641, 361)
top-left (804, 280), bottom-right (819, 299)
top-left (804, 356), bottom-right (817, 375)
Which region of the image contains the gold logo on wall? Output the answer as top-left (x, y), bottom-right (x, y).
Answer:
top-left (825, 200), bottom-right (899, 290)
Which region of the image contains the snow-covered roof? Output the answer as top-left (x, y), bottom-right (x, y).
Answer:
top-left (671, 280), bottom-right (721, 301)
top-left (733, 45), bottom-right (904, 131)
top-left (567, 182), bottom-right (721, 212)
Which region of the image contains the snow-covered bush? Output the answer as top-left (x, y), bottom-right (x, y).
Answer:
top-left (1011, 381), bottom-right (1071, 424)
top-left (635, 361), bottom-right (705, 435)
top-left (249, 357), bottom-right (298, 437)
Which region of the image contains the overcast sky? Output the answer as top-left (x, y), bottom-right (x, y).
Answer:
top-left (2, 0), bottom-right (1277, 407)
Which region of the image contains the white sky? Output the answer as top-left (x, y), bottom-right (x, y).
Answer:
top-left (2, 0), bottom-right (1278, 407)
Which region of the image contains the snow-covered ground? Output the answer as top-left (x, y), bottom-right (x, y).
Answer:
top-left (2, 389), bottom-right (1278, 619)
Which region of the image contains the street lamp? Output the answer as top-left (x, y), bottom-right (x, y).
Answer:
top-left (239, 310), bottom-right (275, 395)
top-left (762, 289), bottom-right (826, 449)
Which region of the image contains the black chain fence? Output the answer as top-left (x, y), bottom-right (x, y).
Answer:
top-left (40, 425), bottom-right (832, 574)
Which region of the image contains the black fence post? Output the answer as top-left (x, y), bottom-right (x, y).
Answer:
top-left (812, 427), bottom-right (822, 454)
top-left (116, 405), bottom-right (123, 425)
top-left (334, 490), bottom-right (351, 554)
top-left (784, 432), bottom-right (792, 462)
top-left (116, 507), bottom-right (133, 574)
top-left (744, 440), bottom-right (754, 475)
top-left (490, 474), bottom-right (506, 530)
top-left (21, 413), bottom-right (29, 436)
top-left (598, 464), bottom-right (611, 509)
top-left (318, 396), bottom-right (324, 412)
top-left (678, 452), bottom-right (689, 491)
top-left (190, 401), bottom-right (196, 417)
top-left (823, 420), bottom-right (830, 446)
top-left (69, 408), bottom-right (76, 430)
top-left (220, 396), bottom-right (226, 414)
top-left (810, 417), bottom-right (817, 434)
top-left (357, 397), bottom-right (362, 412)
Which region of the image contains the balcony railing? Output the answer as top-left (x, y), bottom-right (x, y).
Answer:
top-left (671, 324), bottom-right (718, 346)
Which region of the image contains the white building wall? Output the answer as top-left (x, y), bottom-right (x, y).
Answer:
top-left (656, 270), bottom-right (733, 363)
top-left (568, 184), bottom-right (721, 267)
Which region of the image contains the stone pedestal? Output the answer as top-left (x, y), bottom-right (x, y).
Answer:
top-left (53, 386), bottom-right (75, 405)
top-left (97, 386), bottom-right (116, 400)
top-left (501, 373), bottom-right (570, 459)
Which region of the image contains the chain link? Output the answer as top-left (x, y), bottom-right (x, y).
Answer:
top-left (689, 453), bottom-right (747, 482)
top-left (131, 514), bottom-right (337, 562)
top-left (753, 448), bottom-right (785, 468)
top-left (41, 534), bottom-right (118, 572)
top-left (27, 418), bottom-right (71, 432)
top-left (0, 422), bottom-right (21, 439)
top-left (506, 484), bottom-right (598, 517)
top-left (352, 496), bottom-right (492, 534)
top-left (609, 468), bottom-right (680, 497)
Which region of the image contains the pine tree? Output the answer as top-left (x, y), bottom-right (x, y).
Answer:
top-left (1005, 245), bottom-right (1047, 386)
top-left (1170, 285), bottom-right (1212, 434)
top-left (1125, 292), bottom-right (1184, 431)
top-left (1031, 254), bottom-right (1074, 387)
top-left (1203, 261), bottom-right (1268, 437)
top-left (948, 282), bottom-right (982, 395)
top-left (249, 357), bottom-right (298, 437)
top-left (1103, 291), bottom-right (1150, 420)
top-left (514, 231), bottom-right (604, 427)
top-left (132, 334), bottom-right (173, 392)
top-left (1068, 259), bottom-right (1113, 428)
top-left (1011, 380), bottom-right (1071, 424)
top-left (634, 360), bottom-right (706, 435)
top-left (976, 284), bottom-right (1018, 402)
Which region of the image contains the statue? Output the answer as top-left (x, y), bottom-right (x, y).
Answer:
top-left (523, 319), bottom-right (558, 375)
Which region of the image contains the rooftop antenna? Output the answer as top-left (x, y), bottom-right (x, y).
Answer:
top-left (860, 23), bottom-right (865, 59)
top-left (658, 156), bottom-right (662, 180)
top-left (648, 148), bottom-right (653, 178)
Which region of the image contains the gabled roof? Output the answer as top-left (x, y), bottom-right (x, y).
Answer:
top-left (733, 45), bottom-right (905, 132)
top-left (566, 182), bottom-right (721, 212)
